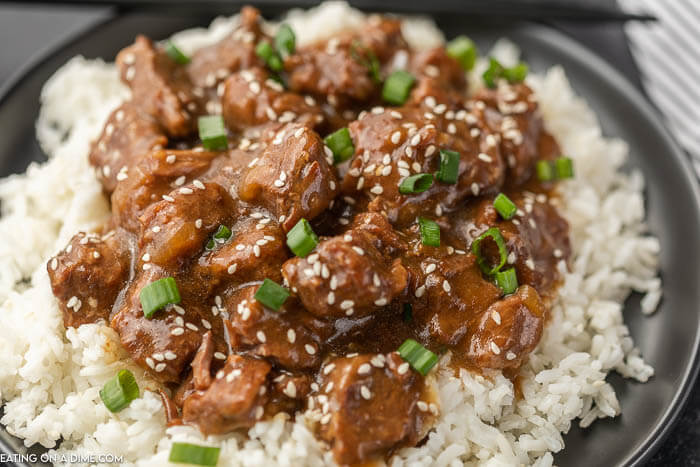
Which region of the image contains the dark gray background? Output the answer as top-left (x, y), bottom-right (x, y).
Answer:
top-left (0, 3), bottom-right (697, 466)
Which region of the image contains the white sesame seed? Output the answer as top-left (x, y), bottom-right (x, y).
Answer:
top-left (358, 363), bottom-right (371, 375)
top-left (162, 195), bottom-right (175, 202)
top-left (256, 331), bottom-right (267, 343)
top-left (305, 344), bottom-right (316, 355)
top-left (415, 285), bottom-right (426, 298)
top-left (360, 385), bottom-right (372, 400)
top-left (391, 131), bottom-right (401, 144)
top-left (171, 327), bottom-right (185, 336)
top-left (526, 258), bottom-right (535, 270)
top-left (193, 180), bottom-right (205, 190)
top-left (165, 154), bottom-right (176, 164)
top-left (327, 292), bottom-right (335, 305)
top-left (417, 401), bottom-right (428, 411)
top-left (425, 263), bottom-right (436, 274)
top-left (284, 381), bottom-right (297, 398)
top-left (471, 182), bottom-right (480, 196)
top-left (398, 362), bottom-right (410, 375)
top-left (145, 357), bottom-right (155, 369)
top-left (478, 153), bottom-right (493, 163)
top-left (186, 323), bottom-right (199, 331)
top-left (340, 300), bottom-right (354, 310)
top-left (254, 245), bottom-right (261, 257)
top-left (506, 351), bottom-right (517, 361)
top-left (492, 311), bottom-right (502, 325)
top-left (352, 246), bottom-right (365, 256)
top-left (370, 185), bottom-right (384, 195)
top-left (490, 342), bottom-right (502, 355)
top-left (152, 226), bottom-right (161, 233)
top-left (442, 280), bottom-right (451, 292)
top-left (214, 352), bottom-right (226, 360)
top-left (286, 328), bottom-right (296, 344)
top-left (411, 162), bottom-right (421, 172)
top-left (374, 298), bottom-right (388, 306)
top-left (155, 363), bottom-right (166, 372)
top-left (164, 351), bottom-right (177, 360)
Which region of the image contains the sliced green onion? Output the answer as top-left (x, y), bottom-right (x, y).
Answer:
top-left (402, 303), bottom-right (413, 323)
top-left (323, 127), bottom-right (355, 163)
top-left (482, 57), bottom-right (504, 89)
top-left (554, 157), bottom-right (574, 179)
top-left (382, 70), bottom-right (416, 105)
top-left (446, 35), bottom-right (477, 71)
top-left (198, 115), bottom-right (228, 151)
top-left (254, 278), bottom-right (289, 311)
top-left (398, 338), bottom-right (438, 376)
top-left (399, 173), bottom-right (433, 194)
top-left (418, 217), bottom-right (440, 247)
top-left (503, 62), bottom-right (528, 84)
top-left (493, 193), bottom-right (517, 220)
top-left (495, 268), bottom-right (518, 295)
top-left (165, 40), bottom-right (190, 65)
top-left (275, 24), bottom-right (295, 57)
top-left (206, 225), bottom-right (232, 250)
top-left (169, 442), bottom-right (220, 466)
top-left (350, 41), bottom-right (381, 83)
top-left (286, 218), bottom-right (318, 258)
top-left (256, 41), bottom-right (283, 72)
top-left (436, 149), bottom-right (460, 184)
top-left (535, 160), bottom-right (554, 182)
top-left (140, 277), bottom-right (181, 318)
top-left (471, 227), bottom-right (508, 276)
top-left (99, 369), bottom-right (139, 413)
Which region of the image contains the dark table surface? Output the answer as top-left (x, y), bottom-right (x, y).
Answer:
top-left (0, 3), bottom-right (697, 466)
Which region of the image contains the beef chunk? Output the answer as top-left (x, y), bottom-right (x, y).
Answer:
top-left (466, 285), bottom-right (544, 368)
top-left (89, 103), bottom-right (167, 194)
top-left (316, 353), bottom-right (429, 465)
top-left (137, 182), bottom-right (238, 267)
top-left (222, 68), bottom-right (323, 131)
top-left (238, 123), bottom-right (338, 231)
top-left (474, 82), bottom-right (542, 184)
top-left (47, 231), bottom-right (129, 328)
top-left (111, 149), bottom-right (220, 232)
top-left (182, 354), bottom-right (271, 434)
top-left (117, 36), bottom-right (199, 138)
top-left (225, 286), bottom-right (322, 370)
top-left (342, 106), bottom-right (504, 225)
top-left (283, 214), bottom-right (407, 319)
top-left (187, 6), bottom-right (265, 89)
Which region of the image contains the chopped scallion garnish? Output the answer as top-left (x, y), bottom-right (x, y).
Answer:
top-left (535, 160), bottom-right (554, 182)
top-left (99, 369), bottom-right (139, 413)
top-left (495, 267), bottom-right (518, 295)
top-left (471, 227), bottom-right (508, 276)
top-left (254, 278), bottom-right (289, 311)
top-left (169, 442), bottom-right (221, 466)
top-left (446, 36), bottom-right (478, 71)
top-left (382, 70), bottom-right (416, 105)
top-left (350, 41), bottom-right (381, 83)
top-left (398, 339), bottom-right (439, 376)
top-left (140, 277), bottom-right (181, 318)
top-left (198, 115), bottom-right (228, 151)
top-left (503, 62), bottom-right (529, 84)
top-left (436, 149), bottom-right (460, 184)
top-left (493, 193), bottom-right (517, 220)
top-left (323, 127), bottom-right (355, 163)
top-left (399, 173), bottom-right (433, 194)
top-left (206, 225), bottom-right (232, 250)
top-left (165, 40), bottom-right (190, 65)
top-left (275, 24), bottom-right (296, 57)
top-left (287, 218), bottom-right (319, 258)
top-left (482, 57), bottom-right (505, 89)
top-left (554, 157), bottom-right (574, 179)
top-left (256, 41), bottom-right (283, 72)
top-left (418, 217), bottom-right (440, 247)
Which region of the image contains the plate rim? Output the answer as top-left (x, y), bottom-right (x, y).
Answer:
top-left (0, 11), bottom-right (698, 467)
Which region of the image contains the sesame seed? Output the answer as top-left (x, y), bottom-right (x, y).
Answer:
top-left (417, 401), bottom-right (428, 411)
top-left (330, 276), bottom-right (338, 290)
top-left (507, 252), bottom-right (516, 264)
top-left (447, 123), bottom-right (457, 134)
top-left (214, 352), bottom-right (226, 360)
top-left (284, 381), bottom-right (297, 398)
top-left (193, 180), bottom-right (205, 190)
top-left (374, 298), bottom-right (388, 306)
top-left (391, 131), bottom-right (401, 144)
top-left (201, 319), bottom-right (212, 330)
top-left (327, 292), bottom-right (335, 305)
top-left (370, 355), bottom-right (385, 368)
top-left (155, 363), bottom-right (166, 372)
top-left (173, 305), bottom-right (185, 315)
top-left (305, 344), bottom-right (316, 355)
top-left (50, 258), bottom-right (58, 270)
top-left (165, 154), bottom-right (176, 164)
top-left (425, 263), bottom-right (436, 274)
top-left (478, 153), bottom-right (493, 163)
top-left (412, 162), bottom-right (421, 172)
top-left (145, 357), bottom-right (155, 369)
top-left (358, 363), bottom-right (371, 375)
top-left (321, 413), bottom-right (332, 424)
top-left (162, 195), bottom-right (175, 202)
top-left (171, 327), bottom-right (185, 337)
top-left (164, 351), bottom-right (177, 360)
top-left (325, 382), bottom-right (334, 393)
top-left (152, 226), bottom-right (161, 233)
top-left (287, 328), bottom-right (296, 343)
top-left (506, 351), bottom-right (517, 361)
top-left (492, 311), bottom-right (502, 325)
top-left (526, 258), bottom-right (535, 270)
top-left (471, 182), bottom-right (480, 196)
top-left (323, 363), bottom-right (336, 375)
top-left (254, 245), bottom-right (261, 257)
top-left (360, 386), bottom-right (372, 400)
top-left (352, 246), bottom-right (365, 256)
top-left (398, 362), bottom-right (410, 375)
top-left (370, 185), bottom-right (384, 195)
top-left (490, 342), bottom-right (501, 355)
top-left (415, 285), bottom-right (426, 298)
top-left (186, 323), bottom-right (199, 331)
top-left (340, 300), bottom-right (354, 310)
top-left (442, 280), bottom-right (451, 292)
top-left (257, 331), bottom-right (267, 343)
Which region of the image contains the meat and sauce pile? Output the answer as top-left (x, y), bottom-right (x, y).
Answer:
top-left (46, 7), bottom-right (571, 465)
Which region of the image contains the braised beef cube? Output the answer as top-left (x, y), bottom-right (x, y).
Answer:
top-left (111, 266), bottom-right (227, 384)
top-left (283, 218), bottom-right (407, 319)
top-left (410, 47), bottom-right (466, 93)
top-left (317, 353), bottom-right (429, 465)
top-left (47, 231), bottom-right (129, 328)
top-left (359, 16), bottom-right (408, 62)
top-left (182, 354), bottom-right (271, 434)
top-left (343, 107), bottom-right (504, 225)
top-left (187, 6), bottom-right (265, 89)
top-left (474, 83), bottom-right (542, 185)
top-left (192, 216), bottom-right (288, 289)
top-left (111, 149), bottom-right (219, 232)
top-left (117, 36), bottom-right (199, 138)
top-left (238, 123), bottom-right (338, 232)
top-left (410, 252), bottom-right (502, 347)
top-left (466, 285), bottom-right (544, 369)
top-left (225, 286), bottom-right (321, 370)
top-left (137, 182), bottom-right (238, 267)
top-left (89, 103), bottom-right (167, 194)
top-left (222, 68), bottom-right (323, 131)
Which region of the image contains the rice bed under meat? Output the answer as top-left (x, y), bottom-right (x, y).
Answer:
top-left (0, 2), bottom-right (661, 466)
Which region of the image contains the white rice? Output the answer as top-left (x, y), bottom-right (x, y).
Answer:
top-left (0, 2), bottom-right (661, 466)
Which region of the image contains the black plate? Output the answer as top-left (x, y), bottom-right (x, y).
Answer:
top-left (1, 8), bottom-right (699, 467)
